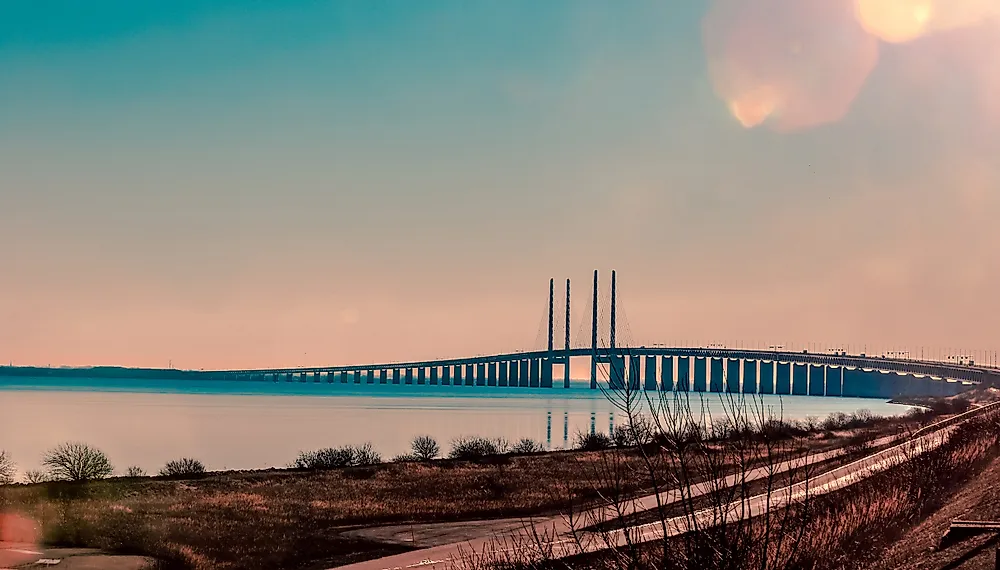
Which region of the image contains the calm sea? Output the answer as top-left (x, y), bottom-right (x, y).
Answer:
top-left (0, 377), bottom-right (912, 477)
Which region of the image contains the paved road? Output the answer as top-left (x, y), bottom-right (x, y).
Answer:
top-left (336, 404), bottom-right (1000, 570)
top-left (0, 544), bottom-right (153, 569)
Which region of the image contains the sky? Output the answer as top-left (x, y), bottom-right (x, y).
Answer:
top-left (2, 0), bottom-right (1000, 369)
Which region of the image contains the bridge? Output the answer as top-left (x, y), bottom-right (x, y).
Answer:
top-left (3, 271), bottom-right (996, 399)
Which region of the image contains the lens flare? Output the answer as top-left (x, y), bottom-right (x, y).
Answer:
top-left (855, 0), bottom-right (1000, 42)
top-left (703, 0), bottom-right (879, 132)
top-left (855, 0), bottom-right (934, 43)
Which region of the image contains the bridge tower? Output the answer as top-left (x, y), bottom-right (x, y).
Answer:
top-left (589, 269), bottom-right (622, 389)
top-left (546, 277), bottom-right (572, 388)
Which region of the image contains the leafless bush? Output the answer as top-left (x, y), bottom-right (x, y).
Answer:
top-left (159, 458), bottom-right (206, 477)
top-left (292, 444), bottom-right (381, 469)
top-left (511, 438), bottom-right (545, 455)
top-left (0, 450), bottom-right (15, 485)
top-left (24, 469), bottom-right (50, 484)
top-left (41, 442), bottom-right (113, 482)
top-left (449, 437), bottom-right (510, 460)
top-left (411, 435), bottom-right (441, 461)
top-left (575, 431), bottom-right (613, 451)
top-left (124, 465), bottom-right (146, 477)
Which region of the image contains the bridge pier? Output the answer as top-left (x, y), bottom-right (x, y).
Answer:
top-left (644, 355), bottom-right (657, 391)
top-left (541, 359), bottom-right (553, 388)
top-left (529, 359), bottom-right (540, 388)
top-left (694, 357), bottom-right (707, 392)
top-left (709, 358), bottom-right (723, 392)
top-left (441, 366), bottom-right (450, 385)
top-left (464, 364), bottom-right (474, 386)
top-left (809, 364), bottom-right (825, 396)
top-left (827, 367), bottom-right (843, 396)
top-left (660, 356), bottom-right (672, 391)
top-left (454, 365), bottom-right (464, 386)
top-left (430, 366), bottom-right (438, 385)
top-left (677, 356), bottom-right (690, 391)
top-left (477, 363), bottom-right (487, 386)
top-left (743, 360), bottom-right (758, 394)
top-left (488, 362), bottom-right (497, 386)
top-left (418, 367), bottom-right (426, 385)
top-left (776, 362), bottom-right (791, 394)
top-left (726, 358), bottom-right (740, 393)
top-left (519, 360), bottom-right (529, 387)
top-left (379, 369), bottom-right (387, 384)
top-left (405, 368), bottom-right (413, 385)
top-left (792, 364), bottom-right (808, 395)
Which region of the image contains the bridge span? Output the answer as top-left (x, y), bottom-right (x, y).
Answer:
top-left (3, 271), bottom-right (995, 399)
top-left (210, 270), bottom-right (994, 400)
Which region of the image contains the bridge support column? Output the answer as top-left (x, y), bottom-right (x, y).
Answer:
top-left (465, 364), bottom-right (475, 386)
top-left (379, 369), bottom-right (387, 384)
top-left (694, 357), bottom-right (707, 392)
top-left (629, 355), bottom-right (641, 391)
top-left (405, 369), bottom-right (413, 385)
top-left (454, 365), bottom-right (464, 386)
top-left (776, 362), bottom-right (791, 394)
top-left (742, 360), bottom-right (758, 394)
top-left (430, 367), bottom-right (438, 385)
top-left (759, 361), bottom-right (774, 394)
top-left (661, 356), bottom-right (674, 391)
top-left (709, 358), bottom-right (724, 392)
top-left (644, 355), bottom-right (657, 391)
top-left (726, 359), bottom-right (740, 393)
top-left (488, 362), bottom-right (497, 386)
top-left (809, 364), bottom-right (825, 396)
top-left (502, 361), bottom-right (512, 387)
top-left (441, 366), bottom-right (451, 386)
top-left (792, 364), bottom-right (808, 395)
top-left (827, 366), bottom-right (843, 396)
top-left (367, 369), bottom-right (375, 384)
top-left (530, 359), bottom-right (540, 388)
top-left (418, 367), bottom-right (426, 385)
top-left (353, 370), bottom-right (361, 384)
top-left (392, 369), bottom-right (401, 385)
top-left (541, 359), bottom-right (553, 388)
top-left (677, 356), bottom-right (690, 391)
top-left (476, 363), bottom-right (487, 386)
top-left (520, 360), bottom-right (530, 387)
top-left (563, 357), bottom-right (571, 389)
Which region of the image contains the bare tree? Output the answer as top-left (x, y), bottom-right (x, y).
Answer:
top-left (411, 435), bottom-right (440, 461)
top-left (41, 442), bottom-right (114, 482)
top-left (24, 470), bottom-right (50, 484)
top-left (0, 450), bottom-right (15, 485)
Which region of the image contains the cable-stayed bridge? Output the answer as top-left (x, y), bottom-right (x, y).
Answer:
top-left (3, 271), bottom-right (996, 399)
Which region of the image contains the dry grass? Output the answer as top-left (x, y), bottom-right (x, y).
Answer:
top-left (0, 411), bottom-right (944, 569)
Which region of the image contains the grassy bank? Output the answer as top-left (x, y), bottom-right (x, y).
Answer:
top-left (0, 406), bottom-right (945, 569)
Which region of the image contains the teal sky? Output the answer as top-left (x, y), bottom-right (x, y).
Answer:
top-left (3, 1), bottom-right (1000, 368)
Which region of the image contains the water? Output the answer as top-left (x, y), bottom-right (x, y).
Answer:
top-left (0, 377), bottom-right (912, 477)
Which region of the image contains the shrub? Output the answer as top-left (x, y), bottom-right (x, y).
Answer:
top-left (24, 470), bottom-right (49, 484)
top-left (0, 450), bottom-right (14, 485)
top-left (353, 443), bottom-right (382, 466)
top-left (159, 458), bottom-right (206, 477)
top-left (448, 437), bottom-right (509, 460)
top-left (292, 444), bottom-right (381, 470)
top-left (575, 431), bottom-right (613, 451)
top-left (124, 466), bottom-right (146, 477)
top-left (42, 442), bottom-right (113, 482)
top-left (411, 435), bottom-right (440, 461)
top-left (392, 454), bottom-right (418, 463)
top-left (510, 438), bottom-right (545, 454)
